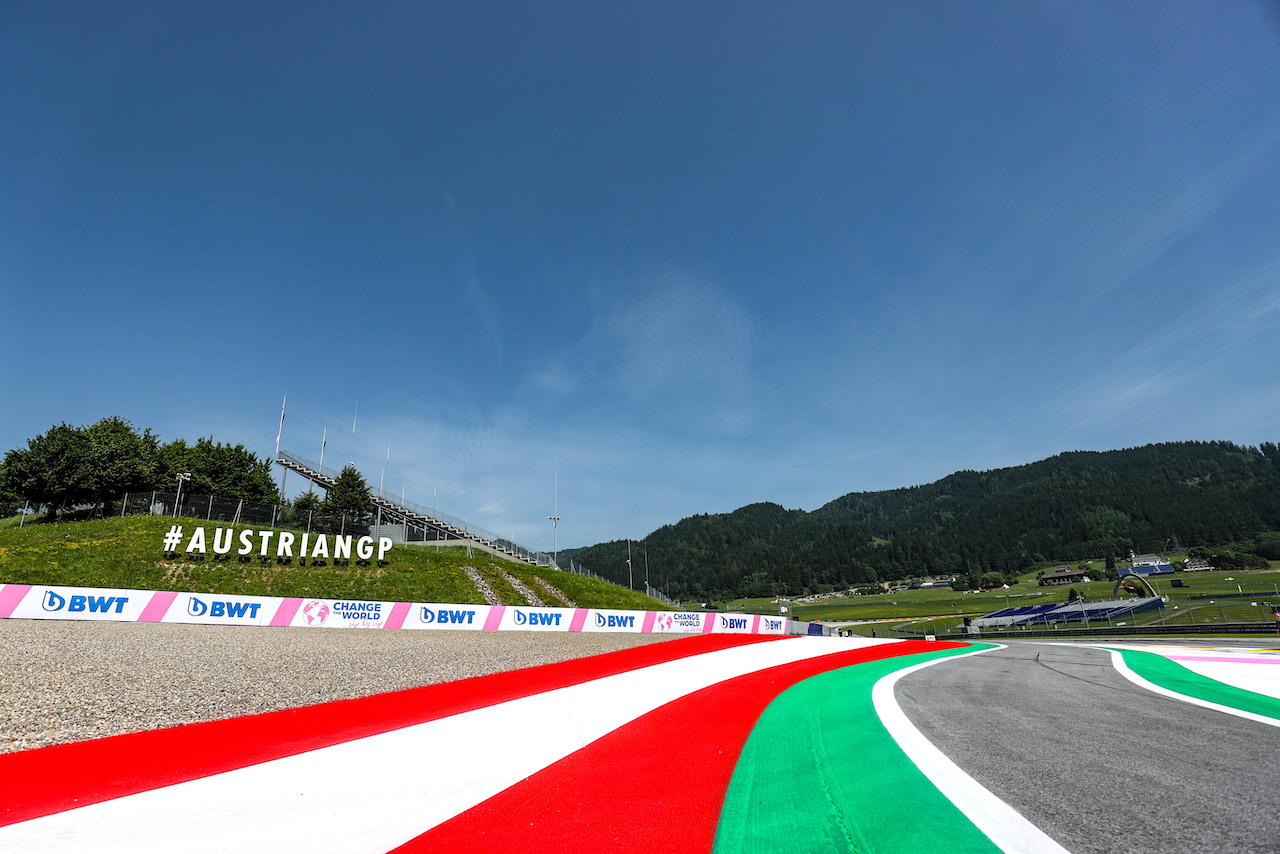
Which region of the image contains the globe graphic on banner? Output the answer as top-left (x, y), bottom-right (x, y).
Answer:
top-left (302, 601), bottom-right (330, 625)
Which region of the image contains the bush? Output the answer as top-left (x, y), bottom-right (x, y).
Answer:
top-left (980, 571), bottom-right (1005, 589)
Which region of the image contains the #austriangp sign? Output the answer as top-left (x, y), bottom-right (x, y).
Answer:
top-left (161, 525), bottom-right (393, 563)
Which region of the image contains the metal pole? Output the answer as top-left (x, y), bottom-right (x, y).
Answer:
top-left (174, 473), bottom-right (190, 519)
top-left (314, 424), bottom-right (327, 494)
top-left (548, 515), bottom-right (559, 568)
top-left (275, 393), bottom-right (287, 497)
top-left (349, 403), bottom-right (358, 465)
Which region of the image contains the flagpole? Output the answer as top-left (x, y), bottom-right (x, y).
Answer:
top-left (380, 440), bottom-right (390, 495)
top-left (377, 440), bottom-right (390, 527)
top-left (349, 403), bottom-right (358, 465)
top-left (275, 393), bottom-right (287, 497)
top-left (312, 423), bottom-right (327, 494)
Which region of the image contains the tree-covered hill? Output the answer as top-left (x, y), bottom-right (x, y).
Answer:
top-left (568, 441), bottom-right (1280, 601)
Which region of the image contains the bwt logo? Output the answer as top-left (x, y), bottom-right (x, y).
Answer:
top-left (187, 597), bottom-right (262, 619)
top-left (594, 613), bottom-right (636, 629)
top-left (514, 610), bottom-right (562, 627)
top-left (763, 618), bottom-right (783, 631)
top-left (720, 616), bottom-right (748, 630)
top-left (42, 591), bottom-right (129, 614)
top-left (420, 607), bottom-right (477, 625)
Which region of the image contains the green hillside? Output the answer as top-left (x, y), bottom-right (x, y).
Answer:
top-left (0, 515), bottom-right (666, 610)
top-left (569, 441), bottom-right (1280, 601)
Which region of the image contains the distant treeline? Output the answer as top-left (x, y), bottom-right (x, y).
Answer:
top-left (568, 441), bottom-right (1280, 601)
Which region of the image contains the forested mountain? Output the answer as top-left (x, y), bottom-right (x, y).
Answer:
top-left (567, 441), bottom-right (1280, 601)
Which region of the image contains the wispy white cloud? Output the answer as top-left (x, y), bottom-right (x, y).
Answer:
top-left (1046, 254), bottom-right (1280, 436)
top-left (461, 249), bottom-right (503, 364)
top-left (523, 267), bottom-right (759, 433)
top-left (604, 270), bottom-right (755, 401)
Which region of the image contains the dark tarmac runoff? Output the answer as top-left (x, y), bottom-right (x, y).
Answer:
top-left (897, 640), bottom-right (1280, 854)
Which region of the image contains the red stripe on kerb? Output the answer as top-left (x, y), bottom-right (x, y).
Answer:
top-left (0, 633), bottom-right (780, 827)
top-left (396, 640), bottom-right (965, 853)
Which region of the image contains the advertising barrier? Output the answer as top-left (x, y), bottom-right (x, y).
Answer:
top-left (6, 585), bottom-right (149, 623)
top-left (0, 583), bottom-right (790, 635)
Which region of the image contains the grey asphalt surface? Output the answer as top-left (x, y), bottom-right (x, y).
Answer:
top-left (896, 640), bottom-right (1280, 854)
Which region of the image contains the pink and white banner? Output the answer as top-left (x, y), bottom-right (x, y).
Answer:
top-left (0, 584), bottom-right (789, 635)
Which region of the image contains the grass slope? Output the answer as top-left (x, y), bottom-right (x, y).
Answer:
top-left (0, 516), bottom-right (669, 610)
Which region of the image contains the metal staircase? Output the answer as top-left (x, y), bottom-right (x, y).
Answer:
top-left (276, 450), bottom-right (549, 566)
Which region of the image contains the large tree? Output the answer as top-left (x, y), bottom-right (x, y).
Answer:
top-left (158, 437), bottom-right (280, 502)
top-left (3, 422), bottom-right (95, 517)
top-left (3, 417), bottom-right (162, 516)
top-left (323, 464), bottom-right (374, 525)
top-left (0, 462), bottom-right (24, 517)
top-left (85, 416), bottom-right (161, 506)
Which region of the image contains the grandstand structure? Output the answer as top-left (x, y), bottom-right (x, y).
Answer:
top-left (276, 450), bottom-right (551, 567)
top-left (973, 596), bottom-right (1164, 631)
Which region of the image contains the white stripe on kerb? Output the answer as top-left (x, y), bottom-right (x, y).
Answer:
top-left (0, 637), bottom-right (887, 854)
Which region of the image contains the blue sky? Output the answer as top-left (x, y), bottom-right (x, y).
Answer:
top-left (4, 2), bottom-right (1280, 552)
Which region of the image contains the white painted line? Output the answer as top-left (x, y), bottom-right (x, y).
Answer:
top-left (1095, 644), bottom-right (1280, 700)
top-left (872, 645), bottom-right (1074, 854)
top-left (1104, 648), bottom-right (1280, 729)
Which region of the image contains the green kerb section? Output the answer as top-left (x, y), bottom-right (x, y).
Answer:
top-left (1110, 648), bottom-right (1280, 723)
top-left (713, 644), bottom-right (1001, 854)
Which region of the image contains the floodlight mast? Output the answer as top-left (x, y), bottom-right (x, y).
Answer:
top-left (174, 472), bottom-right (191, 517)
top-left (548, 471), bottom-right (560, 568)
top-left (548, 515), bottom-right (560, 568)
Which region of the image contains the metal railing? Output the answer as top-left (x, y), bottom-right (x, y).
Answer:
top-left (913, 621), bottom-right (1280, 640)
top-left (276, 450), bottom-right (551, 566)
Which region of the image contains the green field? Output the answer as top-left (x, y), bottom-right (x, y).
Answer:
top-left (0, 515), bottom-right (666, 610)
top-left (720, 560), bottom-right (1280, 637)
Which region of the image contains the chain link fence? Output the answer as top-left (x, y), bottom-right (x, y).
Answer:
top-left (118, 491), bottom-right (374, 538)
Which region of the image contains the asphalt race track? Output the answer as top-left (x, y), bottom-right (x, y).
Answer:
top-left (0, 631), bottom-right (1276, 852)
top-left (898, 641), bottom-right (1280, 854)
